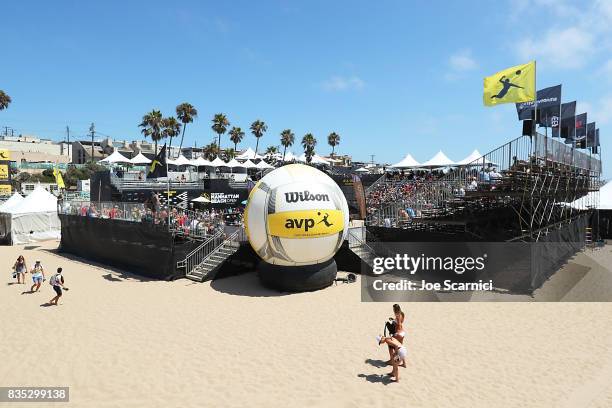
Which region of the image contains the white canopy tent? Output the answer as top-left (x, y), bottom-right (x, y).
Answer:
top-left (297, 153), bottom-right (330, 165)
top-left (255, 160), bottom-right (274, 170)
top-left (419, 151), bottom-right (456, 168)
top-left (237, 148), bottom-right (264, 160)
top-left (99, 150), bottom-right (131, 164)
top-left (456, 150), bottom-right (482, 166)
top-left (210, 157), bottom-right (227, 167)
top-left (0, 192), bottom-right (24, 213)
top-left (242, 159), bottom-right (257, 169)
top-left (191, 157), bottom-right (212, 166)
top-left (282, 151), bottom-right (297, 162)
top-left (0, 186), bottom-right (60, 245)
top-left (226, 158), bottom-right (246, 168)
top-left (171, 155), bottom-right (193, 166)
top-left (129, 152), bottom-right (151, 165)
top-left (355, 167), bottom-right (370, 173)
top-left (191, 196), bottom-right (211, 203)
top-left (390, 154), bottom-right (420, 168)
top-left (569, 182), bottom-right (612, 210)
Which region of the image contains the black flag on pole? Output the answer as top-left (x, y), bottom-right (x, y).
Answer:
top-left (515, 85), bottom-right (561, 123)
top-left (147, 144), bottom-right (167, 179)
top-left (575, 113), bottom-right (587, 148)
top-left (586, 122), bottom-right (596, 150)
top-left (592, 129), bottom-right (600, 154)
top-left (556, 101), bottom-right (576, 140)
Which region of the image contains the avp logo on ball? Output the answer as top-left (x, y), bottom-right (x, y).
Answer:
top-left (267, 209), bottom-right (344, 238)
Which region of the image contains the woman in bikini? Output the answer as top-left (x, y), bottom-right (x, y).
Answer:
top-left (386, 304), bottom-right (406, 367)
top-left (378, 335), bottom-right (407, 382)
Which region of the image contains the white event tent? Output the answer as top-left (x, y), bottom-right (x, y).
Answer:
top-left (390, 154), bottom-right (420, 168)
top-left (99, 150), bottom-right (131, 164)
top-left (0, 192), bottom-right (25, 213)
top-left (191, 157), bottom-right (212, 167)
top-left (419, 151), bottom-right (456, 168)
top-left (237, 148), bottom-right (264, 160)
top-left (242, 159), bottom-right (257, 169)
top-left (255, 160), bottom-right (274, 170)
top-left (129, 152), bottom-right (151, 165)
top-left (0, 186), bottom-right (60, 245)
top-left (282, 151), bottom-right (297, 162)
top-left (210, 157), bottom-right (227, 167)
top-left (455, 150), bottom-right (482, 166)
top-left (297, 153), bottom-right (330, 165)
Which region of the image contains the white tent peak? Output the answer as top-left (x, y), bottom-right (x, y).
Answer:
top-left (226, 158), bottom-right (245, 168)
top-left (237, 148), bottom-right (264, 160)
top-left (420, 151), bottom-right (455, 168)
top-left (0, 192), bottom-right (24, 213)
top-left (99, 150), bottom-right (131, 164)
top-left (391, 153), bottom-right (420, 168)
top-left (242, 159), bottom-right (257, 169)
top-left (210, 157), bottom-right (227, 166)
top-left (6, 186), bottom-right (57, 214)
top-left (130, 152), bottom-right (151, 165)
top-left (456, 150), bottom-right (483, 166)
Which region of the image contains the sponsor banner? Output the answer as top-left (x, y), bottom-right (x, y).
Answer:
top-left (0, 164), bottom-right (8, 180)
top-left (267, 209), bottom-right (344, 238)
top-left (352, 175), bottom-right (367, 219)
top-left (208, 192), bottom-right (240, 205)
top-left (516, 84), bottom-right (561, 121)
top-left (0, 183), bottom-right (11, 195)
top-left (0, 149), bottom-right (10, 160)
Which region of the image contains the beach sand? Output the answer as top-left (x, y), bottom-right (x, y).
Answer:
top-left (2, 241), bottom-right (612, 408)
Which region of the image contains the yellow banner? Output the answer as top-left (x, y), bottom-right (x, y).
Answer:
top-left (53, 167), bottom-right (65, 189)
top-left (267, 209), bottom-right (344, 238)
top-left (0, 164), bottom-right (8, 179)
top-left (484, 61), bottom-right (536, 106)
top-left (0, 149), bottom-right (10, 160)
top-left (0, 184), bottom-right (11, 195)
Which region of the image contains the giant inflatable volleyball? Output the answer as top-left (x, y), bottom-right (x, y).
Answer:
top-left (245, 164), bottom-right (349, 290)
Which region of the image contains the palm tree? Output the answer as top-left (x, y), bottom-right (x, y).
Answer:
top-left (228, 126), bottom-right (245, 151)
top-left (280, 129), bottom-right (295, 162)
top-left (0, 90), bottom-right (11, 111)
top-left (250, 120), bottom-right (267, 155)
top-left (212, 113), bottom-right (230, 152)
top-left (162, 116), bottom-right (181, 157)
top-left (139, 110), bottom-right (163, 154)
top-left (327, 132), bottom-right (340, 157)
top-left (265, 146), bottom-right (278, 161)
top-left (176, 102), bottom-right (198, 154)
top-left (301, 133), bottom-right (317, 164)
top-left (203, 142), bottom-right (219, 160)
top-left (224, 148), bottom-right (236, 160)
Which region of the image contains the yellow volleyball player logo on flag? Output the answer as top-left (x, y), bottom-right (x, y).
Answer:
top-left (484, 61), bottom-right (536, 106)
top-left (53, 166), bottom-right (65, 189)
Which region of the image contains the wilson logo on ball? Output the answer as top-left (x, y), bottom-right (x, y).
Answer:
top-left (267, 209), bottom-right (344, 238)
top-left (284, 190), bottom-right (330, 203)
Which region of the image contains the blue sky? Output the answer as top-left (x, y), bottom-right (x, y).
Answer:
top-left (0, 0), bottom-right (610, 176)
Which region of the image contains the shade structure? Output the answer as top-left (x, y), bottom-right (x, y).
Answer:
top-left (282, 151), bottom-right (297, 162)
top-left (237, 147), bottom-right (264, 160)
top-left (569, 181), bottom-right (612, 210)
top-left (191, 156), bottom-right (212, 166)
top-left (226, 158), bottom-right (246, 168)
top-left (390, 153), bottom-right (420, 168)
top-left (242, 159), bottom-right (257, 169)
top-left (0, 185), bottom-right (60, 244)
top-left (129, 152), bottom-right (151, 165)
top-left (255, 160), bottom-right (274, 170)
top-left (419, 151), bottom-right (455, 168)
top-left (297, 153), bottom-right (330, 165)
top-left (0, 192), bottom-right (24, 213)
top-left (456, 150), bottom-right (482, 166)
top-left (355, 167), bottom-right (370, 172)
top-left (210, 157), bottom-right (227, 167)
top-left (172, 155), bottom-right (193, 166)
top-left (99, 150), bottom-right (131, 164)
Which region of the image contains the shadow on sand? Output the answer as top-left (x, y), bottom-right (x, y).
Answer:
top-left (210, 272), bottom-right (291, 298)
top-left (42, 248), bottom-right (155, 283)
top-left (364, 359), bottom-right (388, 368)
top-left (357, 373), bottom-right (394, 385)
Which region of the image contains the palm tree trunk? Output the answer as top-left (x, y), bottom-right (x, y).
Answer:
top-left (178, 124), bottom-right (187, 158)
top-left (155, 141), bottom-right (158, 156)
top-left (255, 138), bottom-right (260, 155)
top-left (283, 145), bottom-right (287, 162)
top-left (218, 133), bottom-right (221, 151)
top-left (234, 142), bottom-right (237, 151)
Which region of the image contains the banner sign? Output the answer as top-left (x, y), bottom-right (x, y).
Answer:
top-left (0, 149), bottom-right (10, 160)
top-left (0, 164), bottom-right (8, 180)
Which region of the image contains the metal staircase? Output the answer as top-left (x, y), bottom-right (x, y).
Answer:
top-left (347, 228), bottom-right (376, 267)
top-left (178, 228), bottom-right (245, 282)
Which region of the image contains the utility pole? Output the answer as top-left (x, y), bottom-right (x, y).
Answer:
top-left (66, 126), bottom-right (70, 159)
top-left (370, 154), bottom-right (375, 166)
top-left (89, 123), bottom-right (95, 164)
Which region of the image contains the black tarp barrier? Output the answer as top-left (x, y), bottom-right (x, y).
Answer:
top-left (59, 215), bottom-right (200, 280)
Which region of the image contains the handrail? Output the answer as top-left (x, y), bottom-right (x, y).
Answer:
top-left (365, 173), bottom-right (387, 195)
top-left (180, 230), bottom-right (225, 274)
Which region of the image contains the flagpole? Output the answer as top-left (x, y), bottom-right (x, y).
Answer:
top-left (533, 61), bottom-right (538, 161)
top-left (166, 146), bottom-right (170, 227)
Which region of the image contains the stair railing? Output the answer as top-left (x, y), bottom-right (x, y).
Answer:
top-left (178, 230), bottom-right (225, 274)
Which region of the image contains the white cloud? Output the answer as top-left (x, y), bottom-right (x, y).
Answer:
top-left (321, 76), bottom-right (365, 92)
top-left (449, 50), bottom-right (478, 71)
top-left (516, 27), bottom-right (594, 69)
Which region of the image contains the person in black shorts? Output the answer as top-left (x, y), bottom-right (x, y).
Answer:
top-left (48, 267), bottom-right (65, 306)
